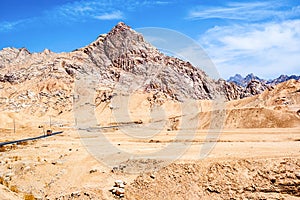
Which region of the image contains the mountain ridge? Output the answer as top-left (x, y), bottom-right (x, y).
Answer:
top-left (228, 73), bottom-right (300, 87)
top-left (0, 22), bottom-right (246, 106)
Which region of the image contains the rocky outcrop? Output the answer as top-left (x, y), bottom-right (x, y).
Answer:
top-left (243, 79), bottom-right (273, 97)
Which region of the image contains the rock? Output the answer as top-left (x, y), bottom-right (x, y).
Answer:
top-left (109, 187), bottom-right (117, 194)
top-left (111, 180), bottom-right (126, 196)
top-left (51, 160), bottom-right (63, 165)
top-left (115, 180), bottom-right (123, 187)
top-left (4, 177), bottom-right (10, 182)
top-left (65, 68), bottom-right (75, 76)
top-left (5, 172), bottom-right (14, 177)
top-left (112, 166), bottom-right (118, 173)
top-left (244, 80), bottom-right (271, 96)
top-left (119, 164), bottom-right (126, 170)
top-left (150, 174), bottom-right (156, 179)
top-left (4, 73), bottom-right (19, 84)
top-left (295, 172), bottom-right (300, 179)
top-left (71, 191), bottom-right (81, 197)
top-left (83, 192), bottom-right (90, 197)
top-left (0, 74), bottom-right (5, 82)
top-left (89, 169), bottom-right (98, 174)
top-left (56, 160), bottom-right (64, 165)
top-left (115, 188), bottom-right (125, 196)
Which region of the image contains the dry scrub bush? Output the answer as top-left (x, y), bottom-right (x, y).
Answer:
top-left (24, 193), bottom-right (35, 200)
top-left (10, 185), bottom-right (19, 193)
top-left (0, 146), bottom-right (6, 152)
top-left (0, 176), bottom-right (9, 187)
top-left (0, 176), bottom-right (4, 184)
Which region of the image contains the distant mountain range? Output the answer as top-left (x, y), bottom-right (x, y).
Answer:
top-left (228, 73), bottom-right (300, 87)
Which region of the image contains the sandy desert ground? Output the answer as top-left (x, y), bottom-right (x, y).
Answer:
top-left (0, 127), bottom-right (299, 199)
top-left (0, 80), bottom-right (299, 199)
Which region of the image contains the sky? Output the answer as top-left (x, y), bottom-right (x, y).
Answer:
top-left (0, 0), bottom-right (299, 79)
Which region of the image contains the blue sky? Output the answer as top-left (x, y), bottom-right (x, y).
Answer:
top-left (0, 0), bottom-right (299, 79)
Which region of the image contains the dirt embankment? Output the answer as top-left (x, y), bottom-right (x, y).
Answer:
top-left (126, 158), bottom-right (300, 200)
top-left (224, 107), bottom-right (299, 128)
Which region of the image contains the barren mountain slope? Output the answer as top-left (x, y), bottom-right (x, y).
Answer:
top-left (224, 79), bottom-right (300, 128)
top-left (0, 23), bottom-right (251, 120)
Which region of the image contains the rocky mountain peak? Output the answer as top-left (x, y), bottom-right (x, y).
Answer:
top-left (77, 21), bottom-right (153, 63)
top-left (108, 22), bottom-right (132, 36)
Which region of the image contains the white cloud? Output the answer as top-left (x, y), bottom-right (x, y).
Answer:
top-left (94, 11), bottom-right (123, 20)
top-left (153, 1), bottom-right (171, 5)
top-left (0, 0), bottom-right (173, 32)
top-left (188, 1), bottom-right (300, 21)
top-left (47, 0), bottom-right (172, 22)
top-left (200, 20), bottom-right (300, 78)
top-left (0, 19), bottom-right (33, 32)
top-left (47, 1), bottom-right (115, 22)
top-left (0, 21), bottom-right (20, 32)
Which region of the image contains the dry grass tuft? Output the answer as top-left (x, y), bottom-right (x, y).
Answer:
top-left (0, 176), bottom-right (9, 187)
top-left (0, 146), bottom-right (6, 152)
top-left (0, 176), bottom-right (4, 184)
top-left (24, 193), bottom-right (35, 200)
top-left (10, 185), bottom-right (19, 193)
top-left (13, 155), bottom-right (21, 161)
